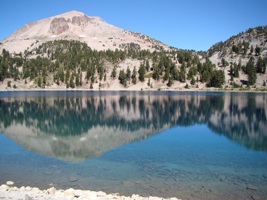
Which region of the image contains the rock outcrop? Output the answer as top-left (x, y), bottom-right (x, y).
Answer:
top-left (50, 18), bottom-right (70, 35)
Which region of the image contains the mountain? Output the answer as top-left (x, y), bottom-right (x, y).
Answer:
top-left (0, 11), bottom-right (266, 91)
top-left (208, 26), bottom-right (267, 87)
top-left (208, 26), bottom-right (267, 59)
top-left (0, 10), bottom-right (172, 53)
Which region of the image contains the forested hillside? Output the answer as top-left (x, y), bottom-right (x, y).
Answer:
top-left (0, 39), bottom-right (227, 90)
top-left (0, 26), bottom-right (267, 91)
top-left (208, 26), bottom-right (267, 89)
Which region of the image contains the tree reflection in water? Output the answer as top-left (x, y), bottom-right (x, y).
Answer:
top-left (0, 91), bottom-right (266, 161)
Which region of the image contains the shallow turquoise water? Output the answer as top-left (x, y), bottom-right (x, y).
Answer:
top-left (0, 91), bottom-right (266, 200)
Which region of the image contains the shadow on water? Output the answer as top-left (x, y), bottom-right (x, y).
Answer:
top-left (0, 91), bottom-right (266, 162)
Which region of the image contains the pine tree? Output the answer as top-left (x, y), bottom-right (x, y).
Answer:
top-left (255, 46), bottom-right (261, 56)
top-left (190, 76), bottom-right (196, 85)
top-left (126, 66), bottom-right (131, 81)
top-left (250, 46), bottom-right (254, 55)
top-left (132, 66), bottom-right (137, 84)
top-left (208, 70), bottom-right (225, 88)
top-left (256, 57), bottom-right (266, 73)
top-left (138, 64), bottom-right (145, 82)
top-left (167, 76), bottom-right (173, 87)
top-left (37, 76), bottom-right (42, 87)
top-left (145, 60), bottom-right (150, 72)
top-left (70, 74), bottom-right (75, 88)
top-left (246, 58), bottom-right (257, 86)
top-left (163, 66), bottom-right (170, 81)
top-left (152, 65), bottom-right (160, 80)
top-left (111, 66), bottom-right (117, 79)
top-left (119, 69), bottom-right (127, 86)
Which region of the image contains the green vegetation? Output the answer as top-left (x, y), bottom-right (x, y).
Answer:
top-left (0, 35), bottom-right (266, 89)
top-left (245, 58), bottom-right (257, 86)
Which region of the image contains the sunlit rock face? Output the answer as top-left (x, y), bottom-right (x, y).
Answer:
top-left (0, 92), bottom-right (266, 162)
top-left (50, 18), bottom-right (70, 35)
top-left (71, 14), bottom-right (90, 26)
top-left (0, 10), bottom-right (171, 53)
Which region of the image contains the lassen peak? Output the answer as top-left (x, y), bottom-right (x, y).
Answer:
top-left (0, 11), bottom-right (170, 53)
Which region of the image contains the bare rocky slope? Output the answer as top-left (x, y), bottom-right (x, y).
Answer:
top-left (0, 10), bottom-right (171, 53)
top-left (208, 26), bottom-right (267, 88)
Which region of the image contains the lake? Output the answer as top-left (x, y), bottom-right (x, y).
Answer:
top-left (0, 91), bottom-right (266, 200)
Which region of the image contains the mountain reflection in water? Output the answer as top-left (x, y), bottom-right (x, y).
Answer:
top-left (0, 91), bottom-right (266, 162)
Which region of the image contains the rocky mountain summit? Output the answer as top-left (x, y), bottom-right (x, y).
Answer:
top-left (0, 10), bottom-right (171, 53)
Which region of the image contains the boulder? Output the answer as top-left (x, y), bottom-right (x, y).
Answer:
top-left (0, 184), bottom-right (10, 192)
top-left (50, 18), bottom-right (69, 35)
top-left (69, 174), bottom-right (79, 182)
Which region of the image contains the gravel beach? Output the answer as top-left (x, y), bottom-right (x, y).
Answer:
top-left (0, 182), bottom-right (181, 200)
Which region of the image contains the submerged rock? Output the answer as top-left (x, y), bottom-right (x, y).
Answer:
top-left (246, 186), bottom-right (257, 191)
top-left (69, 174), bottom-right (79, 182)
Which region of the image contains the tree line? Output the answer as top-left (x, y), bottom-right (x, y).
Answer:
top-left (0, 39), bottom-right (265, 89)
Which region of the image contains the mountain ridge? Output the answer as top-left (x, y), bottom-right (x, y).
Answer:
top-left (208, 26), bottom-right (267, 88)
top-left (0, 11), bottom-right (266, 91)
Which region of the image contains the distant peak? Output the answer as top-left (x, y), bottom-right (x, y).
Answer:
top-left (57, 10), bottom-right (87, 18)
top-left (65, 10), bottom-right (85, 15)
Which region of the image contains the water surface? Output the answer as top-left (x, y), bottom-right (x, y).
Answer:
top-left (0, 91), bottom-right (266, 200)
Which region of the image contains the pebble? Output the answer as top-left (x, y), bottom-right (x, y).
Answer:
top-left (47, 187), bottom-right (56, 195)
top-left (0, 184), bottom-right (182, 200)
top-left (132, 194), bottom-right (140, 199)
top-left (96, 191), bottom-right (107, 197)
top-left (19, 186), bottom-right (26, 191)
top-left (246, 186), bottom-right (257, 191)
top-left (148, 196), bottom-right (162, 200)
top-left (122, 181), bottom-right (135, 187)
top-left (251, 194), bottom-right (261, 200)
top-left (44, 171), bottom-right (53, 175)
top-left (6, 181), bottom-right (14, 186)
top-left (25, 194), bottom-right (32, 200)
top-left (69, 174), bottom-right (79, 182)
top-left (9, 186), bottom-right (19, 192)
top-left (25, 186), bottom-right (32, 191)
top-left (74, 189), bottom-right (84, 197)
top-left (32, 187), bottom-right (40, 192)
top-left (64, 188), bottom-right (75, 197)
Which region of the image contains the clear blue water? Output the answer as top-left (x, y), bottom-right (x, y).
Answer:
top-left (0, 91), bottom-right (266, 200)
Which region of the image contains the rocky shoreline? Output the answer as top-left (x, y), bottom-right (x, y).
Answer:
top-left (0, 181), bottom-right (181, 200)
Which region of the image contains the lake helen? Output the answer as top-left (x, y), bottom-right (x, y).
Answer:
top-left (0, 91), bottom-right (266, 200)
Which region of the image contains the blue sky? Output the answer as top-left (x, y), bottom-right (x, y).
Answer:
top-left (1, 0), bottom-right (267, 51)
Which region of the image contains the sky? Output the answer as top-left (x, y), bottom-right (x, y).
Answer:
top-left (1, 0), bottom-right (267, 51)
